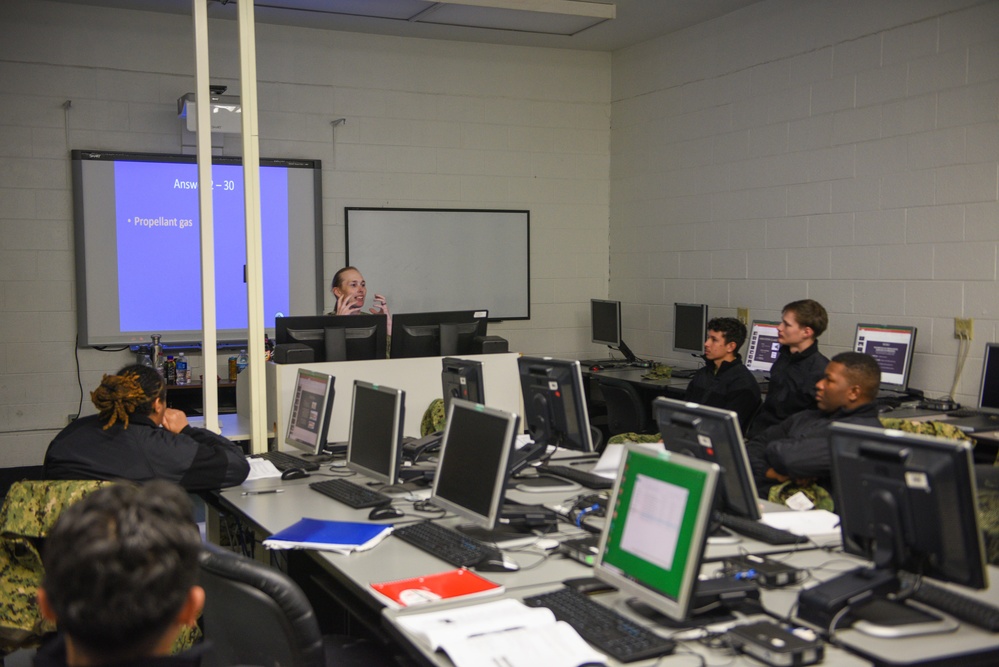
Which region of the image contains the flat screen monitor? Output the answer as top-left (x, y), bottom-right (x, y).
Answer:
top-left (72, 150), bottom-right (323, 347)
top-left (345, 381), bottom-right (405, 486)
top-left (744, 320), bottom-right (781, 373)
top-left (431, 399), bottom-right (521, 530)
top-left (591, 299), bottom-right (621, 347)
top-left (853, 324), bottom-right (917, 392)
top-left (594, 446), bottom-right (719, 623)
top-left (653, 397), bottom-right (761, 522)
top-left (517, 356), bottom-right (594, 453)
top-left (390, 310), bottom-right (489, 359)
top-left (274, 314), bottom-right (387, 362)
top-left (977, 343), bottom-right (999, 413)
top-left (441, 357), bottom-right (485, 416)
top-left (673, 303), bottom-right (709, 356)
top-left (285, 369), bottom-right (335, 456)
top-left (830, 423), bottom-right (986, 588)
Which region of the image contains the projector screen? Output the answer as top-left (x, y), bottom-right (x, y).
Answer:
top-left (345, 208), bottom-right (530, 320)
top-left (72, 150), bottom-right (323, 347)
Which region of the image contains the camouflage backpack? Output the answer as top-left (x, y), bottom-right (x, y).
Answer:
top-left (421, 398), bottom-right (446, 436)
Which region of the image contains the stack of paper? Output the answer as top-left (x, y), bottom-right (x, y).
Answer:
top-left (371, 568), bottom-right (503, 609)
top-left (262, 517), bottom-right (392, 555)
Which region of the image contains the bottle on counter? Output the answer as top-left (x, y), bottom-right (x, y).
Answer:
top-left (236, 349), bottom-right (249, 375)
top-left (151, 334), bottom-right (164, 379)
top-left (164, 355), bottom-right (177, 385)
top-left (228, 355), bottom-right (238, 382)
top-left (176, 352), bottom-right (189, 386)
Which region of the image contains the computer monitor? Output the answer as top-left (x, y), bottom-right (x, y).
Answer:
top-left (441, 357), bottom-right (485, 416)
top-left (653, 397), bottom-right (760, 522)
top-left (593, 446), bottom-right (719, 623)
top-left (799, 423), bottom-right (987, 634)
top-left (345, 380), bottom-right (406, 486)
top-left (744, 320), bottom-right (781, 373)
top-left (389, 310), bottom-right (489, 359)
top-left (430, 399), bottom-right (521, 531)
top-left (853, 323), bottom-right (917, 392)
top-left (673, 303), bottom-right (709, 356)
top-left (274, 314), bottom-right (387, 362)
top-left (977, 343), bottom-right (999, 413)
top-left (591, 299), bottom-right (637, 362)
top-left (285, 369), bottom-right (335, 456)
top-left (517, 356), bottom-right (595, 454)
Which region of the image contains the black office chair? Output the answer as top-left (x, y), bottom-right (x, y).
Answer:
top-left (595, 376), bottom-right (651, 437)
top-left (198, 546), bottom-right (402, 667)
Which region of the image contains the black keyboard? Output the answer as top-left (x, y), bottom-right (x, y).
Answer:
top-left (308, 479), bottom-right (391, 509)
top-left (905, 577), bottom-right (999, 632)
top-left (715, 512), bottom-right (808, 545)
top-left (949, 407), bottom-right (993, 418)
top-left (537, 465), bottom-right (613, 490)
top-left (251, 451), bottom-right (319, 472)
top-left (524, 587), bottom-right (676, 663)
top-left (671, 368), bottom-right (698, 379)
top-left (392, 521), bottom-right (501, 568)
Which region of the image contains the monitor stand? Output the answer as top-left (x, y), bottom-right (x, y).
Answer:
top-left (625, 576), bottom-right (761, 630)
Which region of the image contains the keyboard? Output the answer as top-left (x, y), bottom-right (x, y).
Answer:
top-left (537, 465), bottom-right (614, 490)
top-left (392, 521), bottom-right (501, 568)
top-left (715, 512), bottom-right (808, 545)
top-left (905, 577), bottom-right (999, 632)
top-left (523, 587), bottom-right (676, 663)
top-left (948, 407), bottom-right (995, 418)
top-left (671, 368), bottom-right (698, 379)
top-left (251, 451), bottom-right (319, 472)
top-left (308, 479), bottom-right (391, 509)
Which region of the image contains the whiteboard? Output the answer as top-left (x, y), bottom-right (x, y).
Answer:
top-left (345, 208), bottom-right (530, 320)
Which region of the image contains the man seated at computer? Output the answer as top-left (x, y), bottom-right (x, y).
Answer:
top-left (328, 266), bottom-right (392, 334)
top-left (745, 299), bottom-right (830, 438)
top-left (746, 351), bottom-right (882, 501)
top-left (44, 365), bottom-right (249, 491)
top-left (683, 317), bottom-right (761, 432)
top-left (35, 480), bottom-right (205, 667)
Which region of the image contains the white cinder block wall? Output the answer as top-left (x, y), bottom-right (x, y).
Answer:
top-left (610, 0), bottom-right (999, 405)
top-left (0, 0), bottom-right (611, 466)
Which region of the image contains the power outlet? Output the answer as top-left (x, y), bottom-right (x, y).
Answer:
top-left (954, 318), bottom-right (974, 340)
top-left (737, 308), bottom-right (749, 326)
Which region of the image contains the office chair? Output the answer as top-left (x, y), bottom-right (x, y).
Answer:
top-left (594, 376), bottom-right (651, 437)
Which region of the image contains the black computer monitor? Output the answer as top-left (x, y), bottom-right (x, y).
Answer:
top-left (744, 320), bottom-right (781, 373)
top-left (853, 323), bottom-right (917, 392)
top-left (274, 314), bottom-right (387, 362)
top-left (673, 303), bottom-right (709, 356)
top-left (591, 299), bottom-right (637, 363)
top-left (441, 357), bottom-right (485, 416)
top-left (593, 446), bottom-right (719, 623)
top-left (517, 356), bottom-right (595, 454)
top-left (653, 397), bottom-right (761, 522)
top-left (284, 369), bottom-right (335, 456)
top-left (390, 310), bottom-right (489, 359)
top-left (345, 380), bottom-right (406, 486)
top-left (976, 342), bottom-right (999, 413)
top-left (799, 423), bottom-right (988, 634)
top-left (430, 399), bottom-right (521, 531)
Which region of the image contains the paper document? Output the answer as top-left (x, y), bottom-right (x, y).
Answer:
top-left (244, 457), bottom-right (282, 480)
top-left (263, 518), bottom-right (392, 555)
top-left (760, 509), bottom-right (841, 536)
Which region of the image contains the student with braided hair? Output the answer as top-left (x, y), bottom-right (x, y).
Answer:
top-left (44, 364), bottom-right (249, 490)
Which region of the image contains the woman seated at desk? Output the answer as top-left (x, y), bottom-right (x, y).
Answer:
top-left (329, 266), bottom-right (392, 335)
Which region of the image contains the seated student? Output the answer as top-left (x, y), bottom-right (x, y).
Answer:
top-left (683, 317), bottom-right (761, 432)
top-left (44, 365), bottom-right (249, 491)
top-left (35, 481), bottom-right (204, 667)
top-left (745, 299), bottom-right (829, 438)
top-left (328, 266), bottom-right (392, 334)
top-left (746, 351), bottom-right (882, 499)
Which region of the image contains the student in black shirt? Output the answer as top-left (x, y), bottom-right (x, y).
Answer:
top-left (683, 317), bottom-right (761, 432)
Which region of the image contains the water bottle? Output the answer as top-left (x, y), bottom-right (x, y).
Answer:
top-left (176, 352), bottom-right (189, 386)
top-left (150, 334), bottom-right (164, 379)
top-left (164, 355), bottom-right (177, 385)
top-left (236, 349), bottom-right (249, 375)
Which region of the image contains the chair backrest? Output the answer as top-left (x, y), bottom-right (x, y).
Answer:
top-left (595, 376), bottom-right (649, 436)
top-left (199, 546), bottom-right (325, 667)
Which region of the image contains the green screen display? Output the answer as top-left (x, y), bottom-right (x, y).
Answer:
top-left (600, 450), bottom-right (710, 601)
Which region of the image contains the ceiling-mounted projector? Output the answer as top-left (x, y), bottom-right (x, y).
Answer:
top-left (177, 86), bottom-right (241, 134)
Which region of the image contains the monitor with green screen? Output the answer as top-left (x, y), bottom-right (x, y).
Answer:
top-left (594, 446), bottom-right (719, 622)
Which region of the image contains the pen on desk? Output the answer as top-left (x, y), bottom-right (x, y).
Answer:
top-left (241, 489), bottom-right (284, 496)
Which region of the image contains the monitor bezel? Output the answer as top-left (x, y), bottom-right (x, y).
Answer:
top-left (389, 310), bottom-right (489, 359)
top-left (976, 342), bottom-right (999, 414)
top-left (284, 369), bottom-right (335, 456)
top-left (430, 399), bottom-right (520, 530)
top-left (274, 314), bottom-right (387, 362)
top-left (345, 380), bottom-right (405, 486)
top-left (517, 356), bottom-right (595, 453)
top-left (673, 303), bottom-right (709, 356)
top-left (853, 323), bottom-right (917, 392)
top-left (653, 397), bottom-right (761, 521)
top-left (744, 319), bottom-right (782, 373)
top-left (591, 298), bottom-right (623, 348)
top-left (593, 446), bottom-right (720, 622)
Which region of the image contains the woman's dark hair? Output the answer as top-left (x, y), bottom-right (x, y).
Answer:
top-left (90, 364), bottom-right (166, 429)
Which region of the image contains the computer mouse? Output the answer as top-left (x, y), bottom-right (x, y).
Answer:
top-left (474, 557), bottom-right (520, 573)
top-left (280, 467), bottom-right (310, 481)
top-left (367, 506), bottom-right (404, 521)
